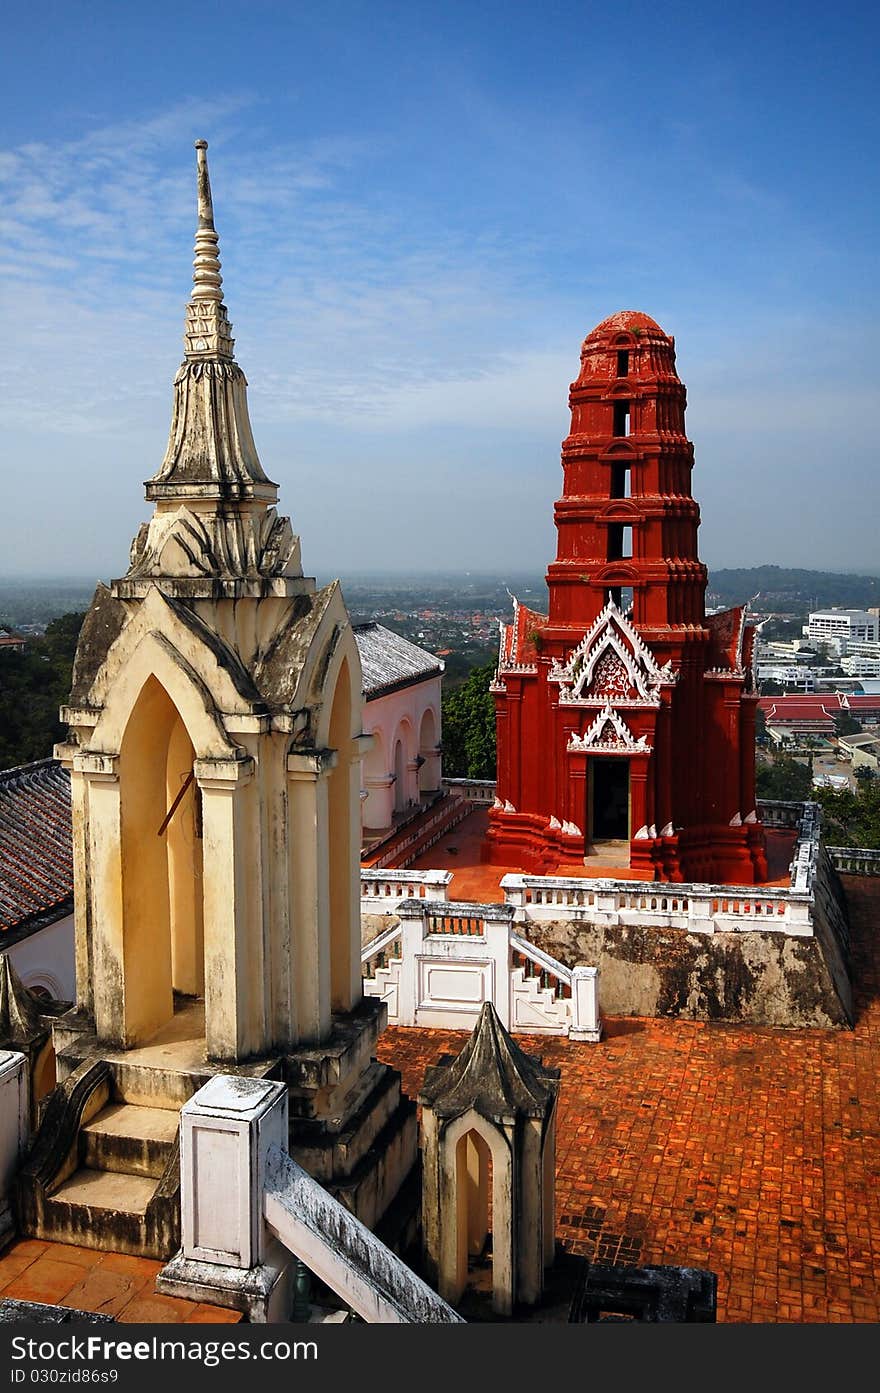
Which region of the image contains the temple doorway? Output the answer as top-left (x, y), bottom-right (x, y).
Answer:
top-left (589, 757), bottom-right (630, 842)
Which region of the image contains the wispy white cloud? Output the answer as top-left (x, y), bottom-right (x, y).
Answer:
top-left (0, 97), bottom-right (553, 441)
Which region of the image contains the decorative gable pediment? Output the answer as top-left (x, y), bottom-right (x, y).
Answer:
top-left (567, 702), bottom-right (652, 753)
top-left (548, 598), bottom-right (676, 707)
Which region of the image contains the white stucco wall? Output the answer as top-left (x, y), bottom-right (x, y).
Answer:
top-left (4, 913), bottom-right (76, 1001)
top-left (361, 675), bottom-right (442, 831)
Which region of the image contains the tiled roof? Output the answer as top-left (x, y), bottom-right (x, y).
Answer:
top-left (0, 759), bottom-right (73, 935)
top-left (353, 624), bottom-right (442, 699)
top-left (759, 693), bottom-right (880, 724)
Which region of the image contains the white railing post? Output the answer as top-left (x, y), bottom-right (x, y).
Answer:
top-left (569, 968), bottom-right (602, 1042)
top-left (485, 914), bottom-right (513, 1029)
top-left (687, 891), bottom-right (715, 934)
top-left (396, 903), bottom-right (425, 1026)
top-left (0, 1050), bottom-right (28, 1250)
top-left (181, 1075), bottom-right (288, 1267)
top-left (159, 1074), bottom-right (294, 1322)
top-left (500, 873), bottom-right (527, 910)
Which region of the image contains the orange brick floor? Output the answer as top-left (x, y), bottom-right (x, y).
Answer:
top-left (0, 1242), bottom-right (242, 1323)
top-left (378, 875), bottom-right (880, 1323)
top-left (407, 807), bottom-right (795, 902)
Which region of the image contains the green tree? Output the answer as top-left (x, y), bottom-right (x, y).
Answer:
top-left (835, 711), bottom-right (862, 737)
top-left (755, 754), bottom-right (813, 801)
top-left (815, 779), bottom-right (880, 849)
top-left (0, 612), bottom-right (84, 767)
top-left (441, 661), bottom-right (496, 779)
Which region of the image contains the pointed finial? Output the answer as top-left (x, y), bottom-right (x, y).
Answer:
top-left (195, 139), bottom-right (215, 230)
top-left (183, 139), bottom-right (234, 359)
top-left (190, 138), bottom-right (224, 309)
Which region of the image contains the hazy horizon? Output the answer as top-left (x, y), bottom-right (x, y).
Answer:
top-left (3, 3), bottom-right (878, 577)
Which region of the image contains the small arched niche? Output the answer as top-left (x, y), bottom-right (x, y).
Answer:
top-left (420, 1003), bottom-right (559, 1317)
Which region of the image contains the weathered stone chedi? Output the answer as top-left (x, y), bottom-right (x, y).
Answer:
top-left (20, 143), bottom-right (419, 1266)
top-left (485, 311), bottom-right (768, 884)
top-left (56, 141), bottom-right (368, 1063)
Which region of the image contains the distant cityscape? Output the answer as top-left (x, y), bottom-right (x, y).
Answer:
top-left (3, 566), bottom-right (880, 682)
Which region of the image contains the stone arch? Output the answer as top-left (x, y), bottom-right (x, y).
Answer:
top-left (442, 1110), bottom-right (512, 1313)
top-left (88, 629), bottom-right (238, 761)
top-left (116, 673), bottom-right (205, 1045)
top-left (361, 725), bottom-right (390, 831)
top-left (418, 706), bottom-right (439, 796)
top-left (21, 971), bottom-right (65, 1000)
top-left (392, 717), bottom-right (416, 813)
top-left (309, 616), bottom-right (363, 753)
top-left (392, 737), bottom-right (406, 813)
top-left (327, 655), bottom-right (361, 1015)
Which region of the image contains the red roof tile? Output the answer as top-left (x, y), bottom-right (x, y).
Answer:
top-left (0, 760), bottom-right (73, 934)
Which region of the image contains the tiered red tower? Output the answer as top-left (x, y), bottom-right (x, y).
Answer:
top-left (484, 311), bottom-right (768, 883)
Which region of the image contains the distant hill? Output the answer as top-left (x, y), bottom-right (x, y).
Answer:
top-left (707, 566), bottom-right (880, 613)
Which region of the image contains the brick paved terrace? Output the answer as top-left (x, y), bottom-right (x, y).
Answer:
top-left (2, 879), bottom-right (875, 1325)
top-left (378, 875), bottom-right (880, 1323)
top-left (0, 1242), bottom-right (242, 1322)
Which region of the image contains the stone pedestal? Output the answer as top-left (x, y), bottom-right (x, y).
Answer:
top-left (0, 1051), bottom-right (28, 1252)
top-left (158, 1075), bottom-right (294, 1322)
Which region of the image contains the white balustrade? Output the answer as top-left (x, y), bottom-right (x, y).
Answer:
top-left (441, 777), bottom-right (498, 805)
top-left (362, 900), bottom-right (600, 1040)
top-left (828, 846), bottom-right (880, 876)
top-left (360, 868), bottom-right (452, 910)
top-left (498, 800), bottom-right (828, 938)
top-left (500, 872), bottom-right (815, 937)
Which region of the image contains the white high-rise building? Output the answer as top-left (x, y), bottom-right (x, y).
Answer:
top-left (805, 609), bottom-right (879, 656)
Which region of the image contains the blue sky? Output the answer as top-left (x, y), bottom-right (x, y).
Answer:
top-left (1, 0), bottom-right (878, 579)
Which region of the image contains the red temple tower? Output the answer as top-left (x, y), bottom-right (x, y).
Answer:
top-left (485, 311), bottom-right (768, 883)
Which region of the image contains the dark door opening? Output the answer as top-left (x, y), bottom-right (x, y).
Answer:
top-left (590, 758), bottom-right (630, 841)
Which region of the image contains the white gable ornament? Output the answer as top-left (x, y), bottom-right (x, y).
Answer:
top-left (567, 702), bottom-right (652, 754)
top-left (547, 598), bottom-right (676, 707)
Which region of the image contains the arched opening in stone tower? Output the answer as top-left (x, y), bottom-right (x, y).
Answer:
top-left (327, 657), bottom-right (357, 1014)
top-left (119, 674), bottom-right (204, 1045)
top-left (418, 707), bottom-right (437, 796)
top-left (454, 1127), bottom-right (493, 1301)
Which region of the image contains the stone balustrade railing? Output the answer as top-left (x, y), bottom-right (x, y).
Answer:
top-left (499, 873), bottom-right (813, 935)
top-left (361, 868), bottom-right (452, 909)
top-left (361, 899), bottom-right (600, 1040)
top-left (756, 798), bottom-right (809, 831)
top-left (441, 777), bottom-right (497, 804)
top-left (827, 846), bottom-right (880, 876)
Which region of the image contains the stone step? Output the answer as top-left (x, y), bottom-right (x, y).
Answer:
top-left (40, 1167), bottom-right (161, 1257)
top-left (326, 1094), bottom-right (419, 1232)
top-left (54, 1167), bottom-right (157, 1214)
top-left (290, 1063), bottom-right (402, 1182)
top-left (81, 1103), bottom-right (179, 1179)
